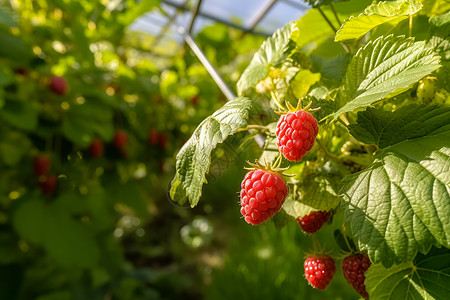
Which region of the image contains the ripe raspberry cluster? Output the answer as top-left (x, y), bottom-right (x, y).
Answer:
top-left (276, 110), bottom-right (318, 161)
top-left (297, 210), bottom-right (332, 234)
top-left (304, 255), bottom-right (336, 290)
top-left (240, 169), bottom-right (289, 225)
top-left (342, 253), bottom-right (371, 298)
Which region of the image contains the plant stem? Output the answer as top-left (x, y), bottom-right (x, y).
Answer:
top-left (329, 3), bottom-right (341, 27)
top-left (270, 88), bottom-right (286, 111)
top-left (342, 222), bottom-right (354, 253)
top-left (235, 124), bottom-right (270, 133)
top-left (409, 15), bottom-right (413, 37)
top-left (316, 138), bottom-right (341, 164)
top-left (317, 7), bottom-right (337, 33)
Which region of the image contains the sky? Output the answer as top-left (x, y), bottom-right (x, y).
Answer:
top-left (130, 0), bottom-right (310, 54)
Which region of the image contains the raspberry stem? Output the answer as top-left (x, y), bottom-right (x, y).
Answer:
top-left (269, 87), bottom-right (286, 111)
top-left (316, 138), bottom-right (341, 164)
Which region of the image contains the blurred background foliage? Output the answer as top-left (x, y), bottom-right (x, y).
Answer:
top-left (0, 0), bottom-right (361, 299)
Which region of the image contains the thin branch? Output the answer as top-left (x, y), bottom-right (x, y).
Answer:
top-left (329, 3), bottom-right (341, 27)
top-left (409, 15), bottom-right (413, 38)
top-left (317, 7), bottom-right (337, 33)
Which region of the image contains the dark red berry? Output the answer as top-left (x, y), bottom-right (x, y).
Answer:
top-left (149, 129), bottom-right (159, 145)
top-left (39, 174), bottom-right (58, 196)
top-left (276, 110), bottom-right (318, 161)
top-left (89, 138), bottom-right (104, 158)
top-left (113, 130), bottom-right (128, 149)
top-left (191, 95), bottom-right (199, 106)
top-left (342, 253), bottom-right (371, 298)
top-left (297, 210), bottom-right (332, 234)
top-left (240, 169), bottom-right (289, 225)
top-left (304, 255), bottom-right (336, 290)
top-left (33, 155), bottom-right (51, 176)
top-left (159, 133), bottom-right (168, 149)
top-left (49, 76), bottom-right (67, 95)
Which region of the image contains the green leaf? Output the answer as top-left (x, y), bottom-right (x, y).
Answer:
top-left (237, 22), bottom-right (295, 95)
top-left (420, 0), bottom-right (450, 16)
top-left (0, 131), bottom-right (31, 166)
top-left (429, 11), bottom-right (450, 61)
top-left (13, 196), bottom-right (100, 268)
top-left (332, 35), bottom-right (441, 120)
top-left (292, 0), bottom-right (372, 49)
top-left (0, 98), bottom-right (38, 131)
top-left (349, 105), bottom-right (450, 148)
top-left (170, 97), bottom-right (253, 207)
top-left (62, 101), bottom-right (114, 147)
top-left (335, 0), bottom-right (423, 42)
top-left (0, 30), bottom-right (32, 62)
top-left (283, 173), bottom-right (341, 218)
top-left (365, 247), bottom-right (450, 299)
top-left (118, 0), bottom-right (160, 27)
top-left (290, 69), bottom-right (321, 99)
top-left (341, 105), bottom-right (450, 267)
top-left (0, 4), bottom-right (17, 27)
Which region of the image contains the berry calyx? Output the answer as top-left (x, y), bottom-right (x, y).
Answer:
top-left (276, 101), bottom-right (319, 161)
top-left (342, 253), bottom-right (371, 299)
top-left (297, 210), bottom-right (332, 234)
top-left (89, 138), bottom-right (104, 158)
top-left (304, 255), bottom-right (336, 290)
top-left (49, 76), bottom-right (68, 95)
top-left (239, 160), bottom-right (290, 225)
top-left (33, 155), bottom-right (51, 176)
top-left (39, 174), bottom-right (58, 196)
top-left (113, 130), bottom-right (128, 149)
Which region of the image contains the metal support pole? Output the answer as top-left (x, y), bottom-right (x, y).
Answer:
top-left (176, 25), bottom-right (236, 101)
top-left (246, 0), bottom-right (278, 32)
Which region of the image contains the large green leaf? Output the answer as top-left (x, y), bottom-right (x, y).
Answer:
top-left (12, 196), bottom-right (100, 268)
top-left (283, 172), bottom-right (341, 218)
top-left (236, 23), bottom-right (295, 96)
top-left (170, 97), bottom-right (252, 207)
top-left (365, 247), bottom-right (450, 299)
top-left (335, 0), bottom-right (422, 42)
top-left (332, 35), bottom-right (441, 120)
top-left (293, 0), bottom-right (372, 49)
top-left (341, 105), bottom-right (450, 267)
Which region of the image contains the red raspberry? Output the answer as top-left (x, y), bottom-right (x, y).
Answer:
top-left (148, 129), bottom-right (159, 145)
top-left (39, 174), bottom-right (58, 196)
top-left (89, 138), bottom-right (104, 158)
top-left (49, 76), bottom-right (67, 95)
top-left (113, 130), bottom-right (128, 149)
top-left (304, 255), bottom-right (336, 290)
top-left (342, 253), bottom-right (371, 299)
top-left (276, 110), bottom-right (318, 161)
top-left (33, 155), bottom-right (51, 176)
top-left (296, 210), bottom-right (332, 234)
top-left (239, 169), bottom-right (289, 225)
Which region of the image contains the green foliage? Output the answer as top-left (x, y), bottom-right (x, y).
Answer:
top-left (365, 247), bottom-right (450, 299)
top-left (342, 105), bottom-right (450, 267)
top-left (335, 0), bottom-right (423, 42)
top-left (171, 0), bottom-right (450, 299)
top-left (170, 97), bottom-right (252, 207)
top-left (237, 23), bottom-right (295, 95)
top-left (333, 35), bottom-right (441, 120)
top-left (283, 172), bottom-right (341, 218)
